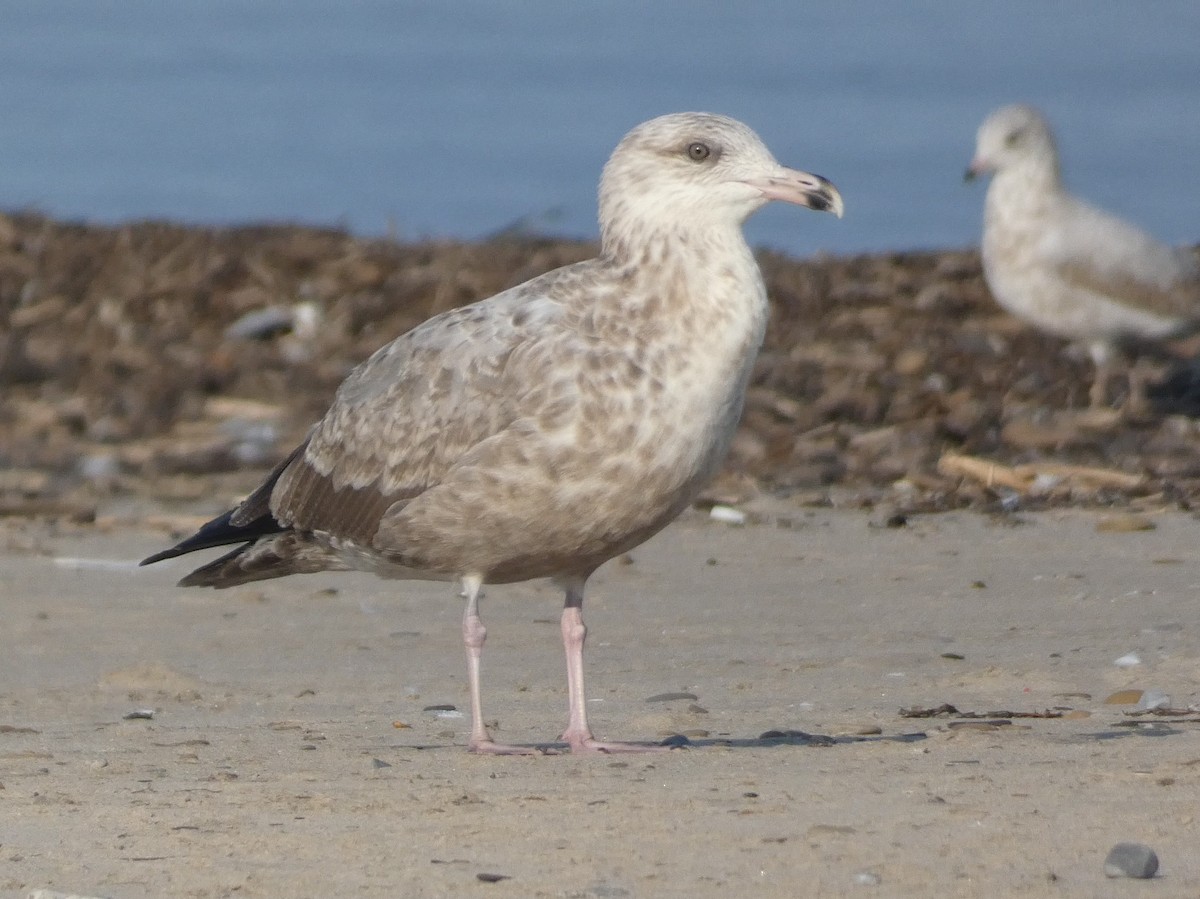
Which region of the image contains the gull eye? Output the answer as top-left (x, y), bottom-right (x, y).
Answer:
top-left (686, 141), bottom-right (711, 162)
top-left (1004, 128), bottom-right (1023, 148)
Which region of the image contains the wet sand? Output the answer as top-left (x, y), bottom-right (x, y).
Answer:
top-left (3, 503), bottom-right (1198, 898)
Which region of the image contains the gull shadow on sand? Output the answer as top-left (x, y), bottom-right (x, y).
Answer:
top-left (395, 729), bottom-right (928, 754)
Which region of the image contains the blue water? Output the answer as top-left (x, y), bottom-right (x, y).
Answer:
top-left (0, 2), bottom-right (1196, 257)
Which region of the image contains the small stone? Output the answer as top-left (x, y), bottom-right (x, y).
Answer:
top-left (225, 305), bottom-right (296, 341)
top-left (372, 758), bottom-right (392, 769)
top-left (123, 709), bottom-right (155, 720)
top-left (476, 872), bottom-right (511, 883)
top-left (77, 453), bottom-right (120, 480)
top-left (644, 692), bottom-right (698, 703)
top-left (853, 870), bottom-right (883, 886)
top-left (1104, 842), bottom-right (1158, 879)
top-left (1104, 689), bottom-right (1144, 705)
top-left (1113, 653), bottom-right (1141, 668)
top-left (709, 504), bottom-right (746, 525)
top-left (893, 347), bottom-right (927, 376)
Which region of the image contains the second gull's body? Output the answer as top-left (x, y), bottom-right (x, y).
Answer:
top-left (967, 104), bottom-right (1200, 407)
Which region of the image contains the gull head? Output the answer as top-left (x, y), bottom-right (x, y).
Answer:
top-left (965, 104), bottom-right (1060, 183)
top-left (598, 112), bottom-right (842, 254)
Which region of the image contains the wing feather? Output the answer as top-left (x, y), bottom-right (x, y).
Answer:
top-left (268, 263), bottom-right (598, 540)
top-left (1046, 198), bottom-right (1200, 323)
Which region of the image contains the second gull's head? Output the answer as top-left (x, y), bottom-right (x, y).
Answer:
top-left (965, 104), bottom-right (1060, 184)
top-left (598, 112), bottom-right (842, 255)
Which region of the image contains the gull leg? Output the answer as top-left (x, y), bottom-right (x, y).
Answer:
top-left (559, 576), bottom-right (671, 754)
top-left (1088, 342), bottom-right (1113, 408)
top-left (1122, 358), bottom-right (1154, 417)
top-left (461, 575), bottom-right (538, 755)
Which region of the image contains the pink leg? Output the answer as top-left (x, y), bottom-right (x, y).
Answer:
top-left (559, 577), bottom-right (671, 754)
top-left (460, 575), bottom-right (539, 755)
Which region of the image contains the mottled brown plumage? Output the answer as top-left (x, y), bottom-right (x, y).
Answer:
top-left (143, 112), bottom-right (843, 753)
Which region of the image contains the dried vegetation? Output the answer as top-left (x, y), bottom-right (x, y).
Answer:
top-left (2, 210), bottom-right (1199, 518)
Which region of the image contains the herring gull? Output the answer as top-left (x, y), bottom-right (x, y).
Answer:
top-left (965, 104), bottom-right (1200, 407)
top-left (142, 112), bottom-right (844, 754)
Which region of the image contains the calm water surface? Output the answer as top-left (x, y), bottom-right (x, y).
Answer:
top-left (0, 2), bottom-right (1196, 256)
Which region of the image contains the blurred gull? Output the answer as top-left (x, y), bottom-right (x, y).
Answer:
top-left (966, 104), bottom-right (1200, 408)
top-left (142, 112), bottom-right (842, 755)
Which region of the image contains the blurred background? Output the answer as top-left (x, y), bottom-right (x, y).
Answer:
top-left (0, 1), bottom-right (1196, 257)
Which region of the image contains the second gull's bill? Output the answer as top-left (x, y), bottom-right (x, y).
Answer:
top-left (142, 112), bottom-right (843, 754)
top-left (966, 104), bottom-right (1200, 408)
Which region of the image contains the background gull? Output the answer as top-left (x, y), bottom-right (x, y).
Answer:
top-left (966, 104), bottom-right (1200, 408)
top-left (142, 112), bottom-right (843, 755)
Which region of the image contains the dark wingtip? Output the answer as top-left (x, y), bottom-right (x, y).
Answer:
top-left (141, 507), bottom-right (284, 570)
top-left (139, 548), bottom-right (178, 567)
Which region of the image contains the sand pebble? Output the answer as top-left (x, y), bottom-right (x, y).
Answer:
top-left (1104, 842), bottom-right (1159, 879)
top-left (644, 692), bottom-right (698, 703)
top-left (1113, 653), bottom-right (1141, 668)
top-left (123, 709), bottom-right (155, 720)
top-left (853, 870), bottom-right (883, 886)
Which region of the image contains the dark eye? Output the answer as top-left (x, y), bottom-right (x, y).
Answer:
top-left (1004, 129), bottom-right (1023, 148)
top-left (686, 141), bottom-right (711, 161)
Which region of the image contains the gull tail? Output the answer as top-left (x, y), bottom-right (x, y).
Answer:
top-left (169, 531), bottom-right (348, 588)
top-left (141, 441), bottom-right (331, 588)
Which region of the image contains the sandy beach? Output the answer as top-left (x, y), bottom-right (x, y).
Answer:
top-left (3, 217), bottom-right (1200, 897)
top-left (3, 501), bottom-right (1198, 898)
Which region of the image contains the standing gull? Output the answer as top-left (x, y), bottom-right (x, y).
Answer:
top-left (142, 112), bottom-right (843, 754)
top-left (965, 104), bottom-right (1200, 407)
